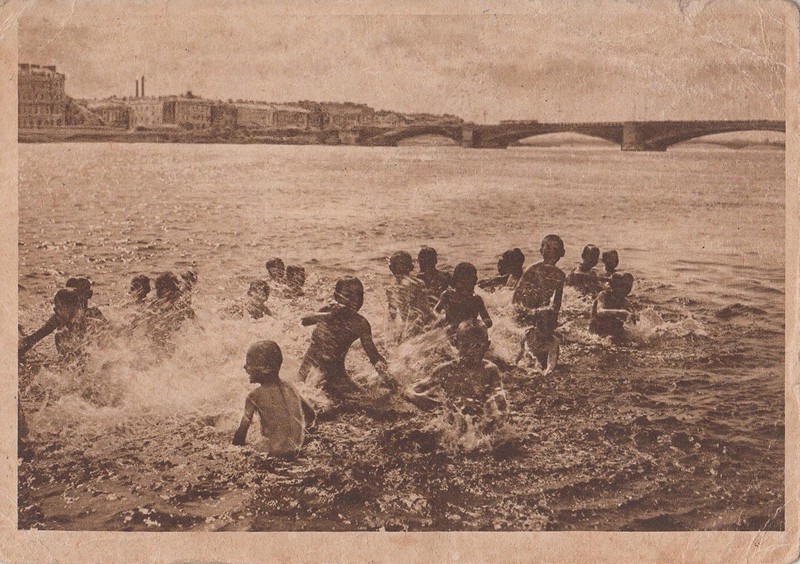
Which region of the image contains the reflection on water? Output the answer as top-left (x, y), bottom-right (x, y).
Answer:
top-left (18, 143), bottom-right (784, 531)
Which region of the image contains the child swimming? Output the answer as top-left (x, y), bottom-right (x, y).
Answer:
top-left (434, 262), bottom-right (492, 330)
top-left (598, 249), bottom-right (619, 284)
top-left (245, 279), bottom-right (272, 319)
top-left (405, 322), bottom-right (507, 433)
top-left (285, 265), bottom-right (306, 298)
top-left (515, 307), bottom-right (560, 375)
top-left (590, 272), bottom-right (636, 341)
top-left (513, 234), bottom-right (566, 325)
top-left (386, 251), bottom-right (433, 340)
top-left (265, 257), bottom-right (286, 285)
top-left (298, 276), bottom-right (392, 398)
top-left (416, 246), bottom-right (451, 307)
top-left (66, 276), bottom-right (106, 321)
top-left (566, 244), bottom-right (602, 295)
top-left (129, 275), bottom-right (151, 304)
top-left (478, 248), bottom-right (525, 292)
top-left (232, 340), bottom-right (316, 457)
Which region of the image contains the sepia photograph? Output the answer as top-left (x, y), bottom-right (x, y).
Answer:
top-left (6, 0), bottom-right (798, 556)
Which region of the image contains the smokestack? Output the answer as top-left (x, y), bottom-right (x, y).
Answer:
top-left (141, 75), bottom-right (145, 97)
top-left (135, 79), bottom-right (139, 98)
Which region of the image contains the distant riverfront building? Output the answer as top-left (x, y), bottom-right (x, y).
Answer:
top-left (18, 63), bottom-right (68, 128)
top-left (127, 98), bottom-right (166, 129)
top-left (234, 102), bottom-right (310, 129)
top-left (163, 94), bottom-right (214, 129)
top-left (86, 101), bottom-right (130, 128)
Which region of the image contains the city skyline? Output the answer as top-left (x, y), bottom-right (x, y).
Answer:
top-left (20, 0), bottom-right (788, 123)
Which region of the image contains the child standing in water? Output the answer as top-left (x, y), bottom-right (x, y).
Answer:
top-left (232, 340), bottom-right (316, 457)
top-left (590, 272), bottom-right (636, 341)
top-left (416, 246), bottom-right (450, 307)
top-left (566, 244), bottom-right (602, 295)
top-left (19, 288), bottom-right (103, 360)
top-left (298, 277), bottom-right (392, 398)
top-left (406, 322), bottom-right (507, 433)
top-left (515, 307), bottom-right (560, 375)
top-left (66, 276), bottom-right (106, 321)
top-left (435, 262), bottom-right (492, 330)
top-left (513, 235), bottom-right (566, 325)
top-left (285, 265), bottom-right (306, 298)
top-left (245, 279), bottom-right (272, 319)
top-left (478, 248), bottom-right (525, 292)
top-left (598, 250), bottom-right (620, 284)
top-left (386, 251), bottom-right (433, 340)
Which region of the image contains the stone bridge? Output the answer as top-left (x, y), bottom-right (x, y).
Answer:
top-left (355, 120), bottom-right (785, 151)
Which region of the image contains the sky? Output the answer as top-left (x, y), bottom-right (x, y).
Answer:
top-left (18, 0), bottom-right (789, 123)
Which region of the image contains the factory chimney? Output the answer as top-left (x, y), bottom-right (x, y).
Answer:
top-left (141, 75), bottom-right (145, 97)
top-left (135, 79), bottom-right (139, 98)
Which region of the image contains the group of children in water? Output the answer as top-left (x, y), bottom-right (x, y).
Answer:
top-left (18, 236), bottom-right (636, 458)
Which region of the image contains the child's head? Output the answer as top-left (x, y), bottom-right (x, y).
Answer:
top-left (452, 262), bottom-right (478, 292)
top-left (388, 251), bottom-right (414, 277)
top-left (581, 244), bottom-right (600, 268)
top-left (498, 248), bottom-right (525, 276)
top-left (248, 279), bottom-right (270, 300)
top-left (540, 235), bottom-right (565, 263)
top-left (601, 250), bottom-right (619, 271)
top-left (65, 276), bottom-right (93, 305)
top-left (609, 272), bottom-right (634, 297)
top-left (454, 321), bottom-right (490, 363)
top-left (130, 275), bottom-right (151, 301)
top-left (533, 307), bottom-right (558, 336)
top-left (417, 246), bottom-right (438, 272)
top-left (265, 257), bottom-right (285, 280)
top-left (334, 276), bottom-right (364, 311)
top-left (244, 340), bottom-right (283, 383)
top-left (155, 272), bottom-right (181, 301)
top-left (285, 265), bottom-right (306, 289)
top-left (53, 288), bottom-right (82, 325)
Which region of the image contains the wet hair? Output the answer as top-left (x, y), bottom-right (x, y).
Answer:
top-left (601, 249), bottom-right (620, 269)
top-left (609, 272), bottom-right (634, 296)
top-left (541, 235), bottom-right (565, 259)
top-left (389, 251), bottom-right (414, 276)
top-left (248, 279), bottom-right (271, 298)
top-left (245, 340), bottom-right (283, 377)
top-left (417, 246), bottom-right (438, 270)
top-left (130, 275), bottom-right (151, 296)
top-left (155, 272), bottom-right (181, 299)
top-left (285, 265), bottom-right (306, 286)
top-left (54, 287), bottom-right (81, 309)
top-left (581, 244), bottom-right (600, 266)
top-left (452, 262), bottom-right (478, 286)
top-left (65, 277), bottom-right (93, 300)
top-left (265, 257), bottom-right (285, 274)
top-left (334, 276), bottom-right (364, 310)
top-left (499, 248), bottom-right (525, 276)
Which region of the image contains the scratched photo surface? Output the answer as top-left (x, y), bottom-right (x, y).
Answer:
top-left (16, 1), bottom-right (786, 531)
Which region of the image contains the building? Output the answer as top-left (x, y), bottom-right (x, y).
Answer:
top-left (234, 103), bottom-right (275, 129)
top-left (18, 63), bottom-right (68, 128)
top-left (320, 103), bottom-right (375, 129)
top-left (86, 101), bottom-right (129, 128)
top-left (163, 95), bottom-right (213, 129)
top-left (271, 104), bottom-right (310, 129)
top-left (374, 111), bottom-right (408, 127)
top-left (127, 98), bottom-right (165, 129)
top-left (210, 103), bottom-right (237, 129)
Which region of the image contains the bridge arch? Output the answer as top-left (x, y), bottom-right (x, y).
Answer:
top-left (647, 123), bottom-right (785, 150)
top-left (364, 125), bottom-right (462, 146)
top-left (481, 125), bottom-right (623, 148)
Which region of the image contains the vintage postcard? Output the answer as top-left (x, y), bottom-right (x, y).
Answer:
top-left (1, 0), bottom-right (798, 561)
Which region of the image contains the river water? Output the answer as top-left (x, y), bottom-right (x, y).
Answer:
top-left (18, 142), bottom-right (784, 531)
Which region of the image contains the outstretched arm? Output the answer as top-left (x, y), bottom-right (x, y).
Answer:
top-left (18, 314), bottom-right (59, 359)
top-left (232, 397), bottom-right (256, 446)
